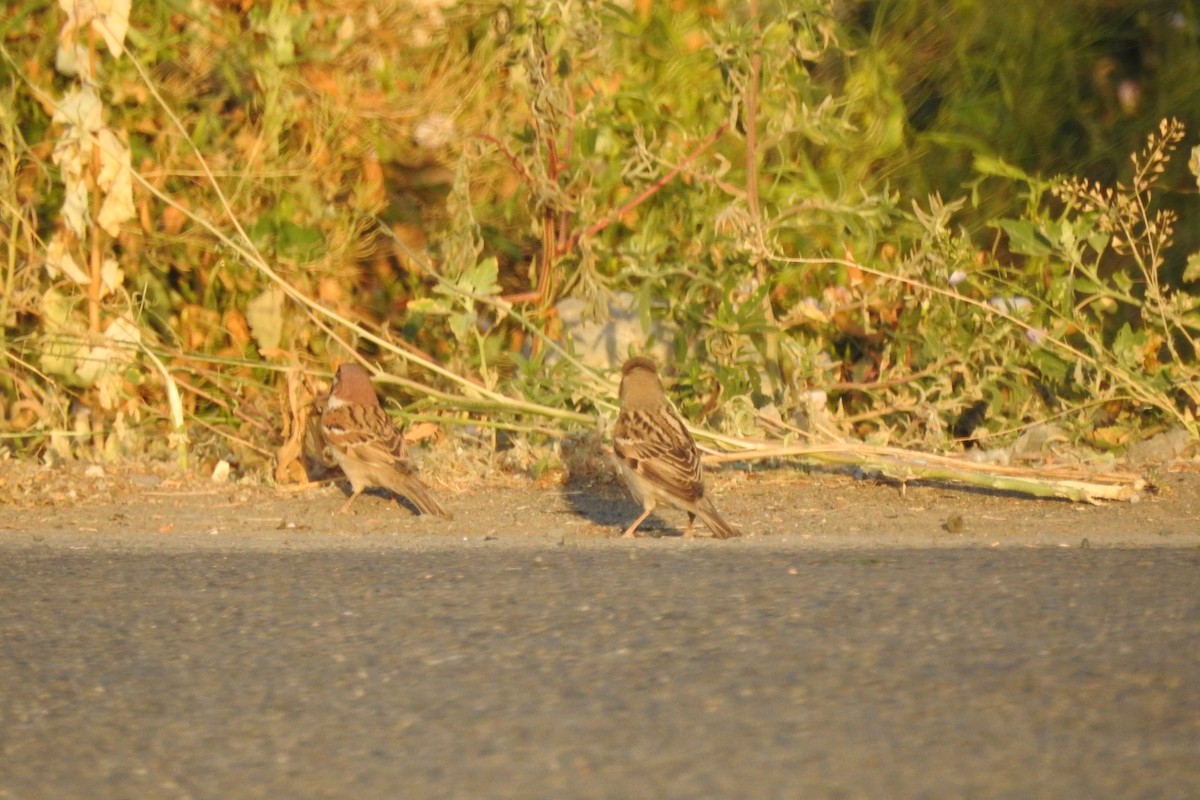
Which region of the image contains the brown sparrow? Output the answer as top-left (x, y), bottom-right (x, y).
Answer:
top-left (612, 356), bottom-right (738, 539)
top-left (320, 363), bottom-right (451, 517)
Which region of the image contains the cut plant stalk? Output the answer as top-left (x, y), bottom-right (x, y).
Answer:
top-left (696, 436), bottom-right (1144, 504)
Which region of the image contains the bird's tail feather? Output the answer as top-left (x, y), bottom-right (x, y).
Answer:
top-left (396, 478), bottom-right (452, 518)
top-left (697, 498), bottom-right (738, 539)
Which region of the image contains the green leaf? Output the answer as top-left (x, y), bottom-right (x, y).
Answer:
top-left (459, 257), bottom-right (500, 297)
top-left (1183, 251), bottom-right (1200, 284)
top-left (990, 219), bottom-right (1053, 257)
top-left (1058, 219), bottom-right (1076, 254)
top-left (1030, 348), bottom-right (1069, 384)
top-left (275, 222), bottom-right (324, 259)
top-left (408, 297), bottom-right (451, 315)
top-left (1110, 323), bottom-right (1145, 369)
top-left (449, 311), bottom-right (476, 342)
top-left (1085, 230), bottom-right (1111, 256)
top-left (973, 155), bottom-right (1035, 183)
top-left (1110, 270), bottom-right (1133, 294)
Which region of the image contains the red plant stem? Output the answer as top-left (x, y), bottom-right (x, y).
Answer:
top-left (473, 133), bottom-right (535, 188)
top-left (503, 122), bottom-right (730, 308)
top-left (539, 214), bottom-right (556, 309)
top-left (745, 0), bottom-right (762, 230)
top-left (565, 121), bottom-right (729, 253)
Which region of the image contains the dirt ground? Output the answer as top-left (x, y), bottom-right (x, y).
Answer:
top-left (1, 457), bottom-right (1197, 551)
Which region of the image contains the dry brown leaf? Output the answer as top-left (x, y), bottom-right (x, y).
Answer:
top-left (96, 128), bottom-right (134, 236)
top-left (318, 276), bottom-right (344, 305)
top-left (404, 420), bottom-right (441, 444)
top-left (225, 309), bottom-right (252, 348)
top-left (274, 368), bottom-right (310, 485)
top-left (161, 202), bottom-right (188, 235)
top-left (246, 286), bottom-right (285, 353)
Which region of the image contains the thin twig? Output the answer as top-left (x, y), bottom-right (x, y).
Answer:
top-left (566, 122), bottom-right (729, 251)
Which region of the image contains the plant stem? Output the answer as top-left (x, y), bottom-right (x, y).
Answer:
top-left (87, 26), bottom-right (101, 336)
top-left (744, 1), bottom-right (781, 395)
top-left (701, 440), bottom-right (1144, 503)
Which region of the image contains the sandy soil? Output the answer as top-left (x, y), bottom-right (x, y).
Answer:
top-left (1, 458), bottom-right (1197, 551)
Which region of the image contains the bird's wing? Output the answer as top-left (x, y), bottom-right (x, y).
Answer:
top-left (322, 405), bottom-right (417, 476)
top-left (613, 406), bottom-right (704, 503)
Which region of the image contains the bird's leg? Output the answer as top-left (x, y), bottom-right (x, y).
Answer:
top-left (337, 487), bottom-right (363, 514)
top-left (684, 512), bottom-right (697, 539)
top-left (621, 506), bottom-right (654, 538)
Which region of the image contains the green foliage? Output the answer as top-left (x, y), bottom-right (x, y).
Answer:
top-left (0, 0), bottom-right (1198, 471)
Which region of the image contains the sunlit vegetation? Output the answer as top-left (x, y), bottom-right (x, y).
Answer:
top-left (1, 0), bottom-right (1197, 478)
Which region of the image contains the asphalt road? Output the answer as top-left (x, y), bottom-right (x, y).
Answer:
top-left (2, 544), bottom-right (1198, 799)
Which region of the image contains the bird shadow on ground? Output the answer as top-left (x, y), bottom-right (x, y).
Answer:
top-left (559, 478), bottom-right (687, 538)
top-left (330, 481), bottom-right (429, 517)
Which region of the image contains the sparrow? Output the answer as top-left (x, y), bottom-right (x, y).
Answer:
top-left (320, 363), bottom-right (451, 517)
top-left (612, 356), bottom-right (738, 539)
